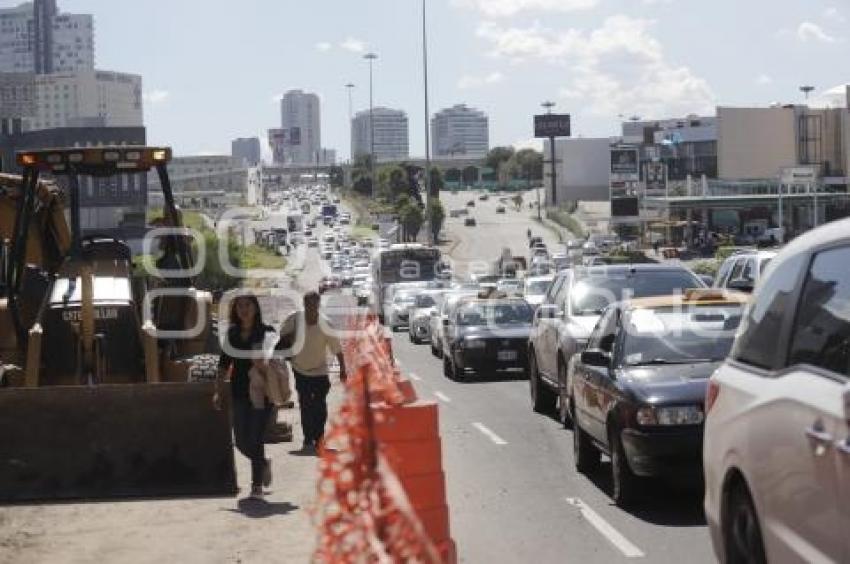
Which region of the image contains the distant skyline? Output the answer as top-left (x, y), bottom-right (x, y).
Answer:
top-left (40, 0), bottom-right (849, 160)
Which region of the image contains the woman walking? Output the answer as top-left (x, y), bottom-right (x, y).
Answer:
top-left (214, 294), bottom-right (275, 499)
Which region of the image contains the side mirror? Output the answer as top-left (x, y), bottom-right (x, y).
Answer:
top-left (727, 278), bottom-right (754, 293)
top-left (581, 349), bottom-right (610, 368)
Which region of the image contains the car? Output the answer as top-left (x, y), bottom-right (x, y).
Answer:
top-left (318, 275), bottom-right (341, 293)
top-left (528, 264), bottom-right (706, 422)
top-left (528, 236), bottom-right (543, 249)
top-left (571, 289), bottom-right (747, 506)
top-left (443, 297), bottom-right (534, 381)
top-left (496, 206), bottom-right (506, 214)
top-left (466, 200), bottom-right (475, 207)
top-left (407, 291), bottom-right (446, 344)
top-left (307, 237), bottom-right (319, 247)
top-left (703, 218), bottom-right (850, 563)
top-left (551, 253), bottom-right (571, 272)
top-left (464, 217), bottom-right (476, 227)
top-left (479, 193), bottom-right (489, 201)
top-left (430, 290), bottom-right (478, 358)
top-left (712, 249), bottom-right (777, 293)
top-left (383, 285), bottom-right (427, 331)
top-left (523, 275), bottom-right (554, 308)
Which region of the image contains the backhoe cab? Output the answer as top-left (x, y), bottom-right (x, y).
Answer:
top-left (0, 146), bottom-right (235, 502)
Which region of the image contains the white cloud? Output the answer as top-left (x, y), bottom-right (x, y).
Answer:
top-left (809, 84), bottom-right (849, 108)
top-left (476, 16), bottom-right (715, 118)
top-left (143, 89), bottom-right (169, 104)
top-left (270, 94), bottom-right (283, 104)
top-left (458, 71), bottom-right (505, 89)
top-left (755, 74), bottom-right (773, 85)
top-left (797, 22), bottom-right (837, 43)
top-left (642, 0), bottom-right (674, 4)
top-left (513, 138), bottom-right (544, 151)
top-left (315, 41), bottom-right (332, 52)
top-left (340, 37), bottom-right (367, 53)
top-left (452, 0), bottom-right (597, 18)
top-left (824, 7), bottom-right (846, 23)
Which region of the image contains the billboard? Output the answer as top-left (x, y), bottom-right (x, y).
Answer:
top-left (611, 197), bottom-right (639, 217)
top-left (610, 148), bottom-right (639, 175)
top-left (534, 114), bottom-right (571, 138)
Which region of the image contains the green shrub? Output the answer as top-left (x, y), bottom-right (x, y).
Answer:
top-left (691, 259), bottom-right (719, 277)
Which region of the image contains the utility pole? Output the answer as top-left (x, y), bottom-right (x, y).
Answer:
top-left (542, 101), bottom-right (557, 207)
top-left (364, 53), bottom-right (378, 199)
top-left (422, 0), bottom-right (433, 245)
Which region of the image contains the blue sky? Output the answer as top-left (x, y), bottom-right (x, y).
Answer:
top-left (52, 0), bottom-right (849, 160)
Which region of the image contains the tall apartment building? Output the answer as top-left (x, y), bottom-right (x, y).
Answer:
top-left (431, 104), bottom-right (489, 158)
top-left (232, 136), bottom-right (261, 165)
top-left (31, 70), bottom-right (142, 130)
top-left (274, 89), bottom-right (321, 165)
top-left (351, 107), bottom-right (409, 162)
top-left (0, 1), bottom-right (94, 74)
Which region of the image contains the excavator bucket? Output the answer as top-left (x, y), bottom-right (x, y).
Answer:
top-left (0, 382), bottom-right (236, 502)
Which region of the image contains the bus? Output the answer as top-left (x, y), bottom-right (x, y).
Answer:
top-left (321, 203), bottom-right (338, 225)
top-left (371, 244), bottom-right (442, 321)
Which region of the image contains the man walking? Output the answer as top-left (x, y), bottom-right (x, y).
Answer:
top-left (278, 291), bottom-right (346, 452)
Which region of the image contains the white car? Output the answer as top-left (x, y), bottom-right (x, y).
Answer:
top-left (703, 218), bottom-right (850, 564)
top-left (430, 290), bottom-right (478, 358)
top-left (522, 275), bottom-right (554, 308)
top-left (408, 291), bottom-right (446, 344)
top-left (496, 278), bottom-right (523, 296)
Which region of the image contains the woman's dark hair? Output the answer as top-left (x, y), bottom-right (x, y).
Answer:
top-left (229, 294), bottom-right (265, 332)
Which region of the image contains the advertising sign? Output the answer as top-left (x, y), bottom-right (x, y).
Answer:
top-left (534, 114), bottom-right (571, 138)
top-left (610, 148), bottom-right (639, 175)
top-left (611, 197), bottom-right (639, 217)
top-left (780, 166), bottom-right (817, 185)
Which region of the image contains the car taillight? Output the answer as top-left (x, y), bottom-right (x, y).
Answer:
top-left (705, 378), bottom-right (721, 414)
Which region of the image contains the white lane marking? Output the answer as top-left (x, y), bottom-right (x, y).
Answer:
top-left (565, 498), bottom-right (645, 558)
top-left (433, 391), bottom-right (452, 403)
top-left (472, 422), bottom-right (508, 446)
top-left (408, 372), bottom-right (422, 381)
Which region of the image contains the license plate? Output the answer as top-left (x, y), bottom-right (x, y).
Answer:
top-left (497, 351), bottom-right (517, 362)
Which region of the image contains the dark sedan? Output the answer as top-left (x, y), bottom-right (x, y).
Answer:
top-left (443, 298), bottom-right (533, 381)
top-left (570, 290), bottom-right (747, 507)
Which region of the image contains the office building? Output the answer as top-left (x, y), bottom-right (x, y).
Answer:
top-left (547, 138), bottom-right (611, 203)
top-left (351, 107), bottom-right (409, 162)
top-left (0, 1), bottom-right (95, 74)
top-left (620, 115), bottom-right (718, 181)
top-left (231, 136), bottom-right (261, 166)
top-left (431, 104), bottom-right (489, 158)
top-left (30, 70), bottom-right (142, 130)
top-left (274, 89), bottom-right (321, 165)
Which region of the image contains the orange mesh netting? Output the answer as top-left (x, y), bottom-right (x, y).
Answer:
top-left (312, 315), bottom-right (441, 563)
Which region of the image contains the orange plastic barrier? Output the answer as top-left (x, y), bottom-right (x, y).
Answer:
top-left (313, 314), bottom-right (456, 563)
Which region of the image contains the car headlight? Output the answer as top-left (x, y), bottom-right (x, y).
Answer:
top-left (636, 405), bottom-right (704, 426)
top-left (462, 338), bottom-right (486, 350)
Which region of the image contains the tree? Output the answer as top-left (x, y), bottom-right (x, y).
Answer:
top-left (329, 166), bottom-right (344, 188)
top-left (485, 146), bottom-right (516, 187)
top-left (395, 195), bottom-right (424, 242)
top-left (377, 165), bottom-right (409, 202)
top-left (427, 199), bottom-right (446, 244)
top-left (351, 154), bottom-right (373, 196)
top-left (195, 231), bottom-right (241, 291)
top-left (510, 148), bottom-right (544, 182)
top-left (428, 167), bottom-right (445, 196)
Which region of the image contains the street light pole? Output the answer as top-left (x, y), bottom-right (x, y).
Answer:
top-left (345, 83), bottom-right (355, 123)
top-left (422, 0), bottom-right (433, 245)
top-left (542, 101), bottom-right (556, 207)
top-left (364, 53), bottom-right (378, 199)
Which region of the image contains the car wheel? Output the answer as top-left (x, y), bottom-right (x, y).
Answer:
top-left (573, 404), bottom-right (600, 474)
top-left (558, 361), bottom-right (573, 429)
top-left (610, 429), bottom-right (638, 507)
top-left (443, 353), bottom-right (453, 379)
top-left (529, 352), bottom-right (556, 414)
top-left (723, 481), bottom-right (767, 564)
top-left (430, 342), bottom-right (438, 357)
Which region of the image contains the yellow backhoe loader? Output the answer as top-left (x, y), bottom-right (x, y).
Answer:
top-left (0, 147), bottom-right (235, 502)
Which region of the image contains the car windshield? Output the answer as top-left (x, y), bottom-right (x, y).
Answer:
top-left (525, 280), bottom-right (552, 296)
top-left (571, 271), bottom-right (700, 315)
top-left (394, 294), bottom-right (416, 305)
top-left (456, 301), bottom-right (533, 326)
top-left (621, 305), bottom-right (743, 366)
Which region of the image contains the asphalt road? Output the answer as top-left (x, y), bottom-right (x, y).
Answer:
top-left (390, 191), bottom-right (717, 564)
top-left (438, 191), bottom-right (563, 277)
